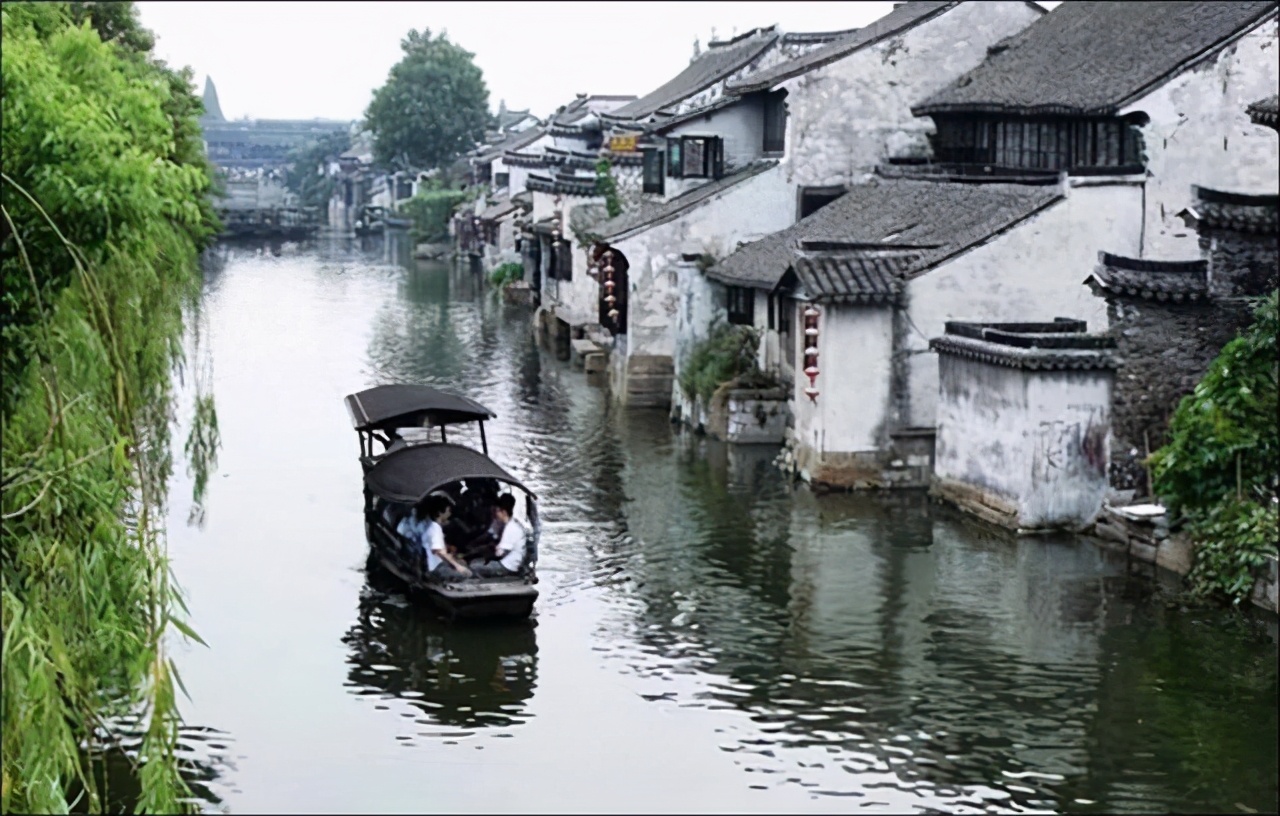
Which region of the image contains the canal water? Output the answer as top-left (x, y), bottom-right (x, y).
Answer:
top-left (156, 236), bottom-right (1276, 814)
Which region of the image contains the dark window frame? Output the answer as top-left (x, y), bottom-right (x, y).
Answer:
top-left (641, 148), bottom-right (665, 194)
top-left (554, 242), bottom-right (573, 281)
top-left (494, 172), bottom-right (510, 188)
top-left (763, 91), bottom-right (787, 155)
top-left (932, 114), bottom-right (1145, 173)
top-left (778, 295), bottom-right (794, 368)
top-left (727, 285), bottom-right (755, 326)
top-left (666, 135), bottom-right (724, 180)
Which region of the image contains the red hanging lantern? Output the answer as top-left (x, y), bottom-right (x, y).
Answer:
top-left (802, 304), bottom-right (821, 402)
top-left (600, 248), bottom-right (619, 327)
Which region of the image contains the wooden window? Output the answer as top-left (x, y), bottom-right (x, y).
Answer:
top-left (494, 172), bottom-right (510, 188)
top-left (933, 114), bottom-right (1143, 173)
top-left (666, 137), bottom-right (682, 178)
top-left (554, 243), bottom-right (573, 281)
top-left (763, 91), bottom-right (787, 154)
top-left (727, 286), bottom-right (754, 326)
top-left (667, 136), bottom-right (723, 179)
top-left (778, 296), bottom-right (794, 368)
top-left (642, 148), bottom-right (664, 194)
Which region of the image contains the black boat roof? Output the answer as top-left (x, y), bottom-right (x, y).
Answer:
top-left (364, 443), bottom-right (535, 503)
top-left (345, 384), bottom-right (496, 432)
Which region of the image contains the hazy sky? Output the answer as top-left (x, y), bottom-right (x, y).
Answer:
top-left (136, 2), bottom-right (905, 122)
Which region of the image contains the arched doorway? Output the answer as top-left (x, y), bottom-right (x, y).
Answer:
top-left (592, 243), bottom-right (629, 335)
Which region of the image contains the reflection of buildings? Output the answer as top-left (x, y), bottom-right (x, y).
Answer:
top-left (591, 414), bottom-right (1167, 807)
top-left (342, 576), bottom-right (539, 730)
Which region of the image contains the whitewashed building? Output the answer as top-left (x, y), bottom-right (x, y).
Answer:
top-left (709, 0), bottom-right (1278, 489)
top-left (930, 320), bottom-right (1117, 532)
top-left (510, 94), bottom-right (634, 324)
top-left (588, 1), bottom-right (1047, 410)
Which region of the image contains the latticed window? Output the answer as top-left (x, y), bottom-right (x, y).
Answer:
top-left (932, 116), bottom-right (1144, 172)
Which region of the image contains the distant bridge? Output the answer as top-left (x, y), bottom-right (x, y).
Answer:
top-left (216, 177), bottom-right (321, 239)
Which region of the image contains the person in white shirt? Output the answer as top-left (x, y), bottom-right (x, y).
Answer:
top-left (397, 494), bottom-right (471, 580)
top-left (470, 494), bottom-right (527, 578)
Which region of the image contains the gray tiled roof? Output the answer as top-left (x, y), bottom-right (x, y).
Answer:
top-left (549, 95), bottom-right (638, 131)
top-left (709, 177), bottom-right (1063, 289)
top-left (592, 161), bottom-right (778, 241)
top-left (496, 107), bottom-right (533, 130)
top-left (606, 29), bottom-right (780, 122)
top-left (1192, 186), bottom-right (1279, 234)
top-left (1083, 252), bottom-right (1210, 302)
top-left (916, 1), bottom-right (1278, 116)
top-left (1248, 94), bottom-right (1279, 128)
top-left (474, 126), bottom-right (545, 163)
top-left (780, 27), bottom-right (863, 46)
top-left (931, 333), bottom-right (1118, 371)
top-left (479, 193), bottom-right (521, 222)
top-left (791, 253), bottom-right (912, 304)
top-left (727, 2), bottom-right (960, 94)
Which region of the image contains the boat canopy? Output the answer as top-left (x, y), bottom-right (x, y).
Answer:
top-left (346, 385), bottom-right (496, 433)
top-left (364, 443), bottom-right (536, 503)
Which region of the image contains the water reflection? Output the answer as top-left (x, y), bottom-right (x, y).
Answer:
top-left (164, 234), bottom-right (1276, 815)
top-left (569, 414), bottom-right (1278, 811)
top-left (342, 577), bottom-right (538, 733)
top-left (70, 721), bottom-right (238, 814)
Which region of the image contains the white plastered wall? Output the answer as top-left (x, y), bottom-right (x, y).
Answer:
top-left (792, 304), bottom-right (895, 460)
top-left (778, 1), bottom-right (1044, 190)
top-left (664, 96), bottom-right (767, 173)
top-left (904, 181), bottom-right (1143, 430)
top-left (1122, 15), bottom-right (1280, 258)
top-left (609, 167), bottom-right (794, 360)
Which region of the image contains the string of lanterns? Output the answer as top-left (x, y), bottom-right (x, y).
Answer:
top-left (601, 249), bottom-right (619, 323)
top-left (803, 304), bottom-right (821, 402)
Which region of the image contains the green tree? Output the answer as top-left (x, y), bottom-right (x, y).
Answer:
top-left (68, 0), bottom-right (155, 54)
top-left (2, 2), bottom-right (219, 810)
top-left (1149, 291), bottom-right (1279, 604)
top-left (363, 28), bottom-right (490, 171)
top-left (283, 129), bottom-right (352, 215)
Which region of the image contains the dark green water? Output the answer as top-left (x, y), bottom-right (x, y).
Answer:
top-left (150, 235), bottom-right (1276, 814)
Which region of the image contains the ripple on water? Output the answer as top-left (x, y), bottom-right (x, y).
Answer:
top-left (169, 242), bottom-right (1277, 815)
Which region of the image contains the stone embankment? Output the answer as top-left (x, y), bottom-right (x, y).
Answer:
top-left (1088, 503), bottom-right (1278, 614)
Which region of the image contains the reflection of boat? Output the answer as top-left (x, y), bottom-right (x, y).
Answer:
top-left (345, 385), bottom-right (541, 620)
top-left (342, 587), bottom-right (538, 729)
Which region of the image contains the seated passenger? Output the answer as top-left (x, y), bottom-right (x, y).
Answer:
top-left (397, 494), bottom-right (472, 581)
top-left (469, 494), bottom-right (527, 578)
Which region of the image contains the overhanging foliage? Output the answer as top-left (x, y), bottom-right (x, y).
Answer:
top-left (1150, 290), bottom-right (1279, 605)
top-left (2, 2), bottom-right (220, 810)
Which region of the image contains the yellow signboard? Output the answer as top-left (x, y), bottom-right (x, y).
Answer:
top-left (609, 134), bottom-right (638, 153)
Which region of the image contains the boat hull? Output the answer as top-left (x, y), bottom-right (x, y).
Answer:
top-left (367, 521), bottom-right (538, 620)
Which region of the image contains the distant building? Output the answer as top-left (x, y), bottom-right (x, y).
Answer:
top-left (198, 76), bottom-right (352, 171)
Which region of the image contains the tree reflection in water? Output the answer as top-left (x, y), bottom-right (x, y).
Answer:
top-left (340, 568), bottom-right (538, 732)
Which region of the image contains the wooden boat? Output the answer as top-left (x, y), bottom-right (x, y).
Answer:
top-left (345, 384), bottom-right (540, 620)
